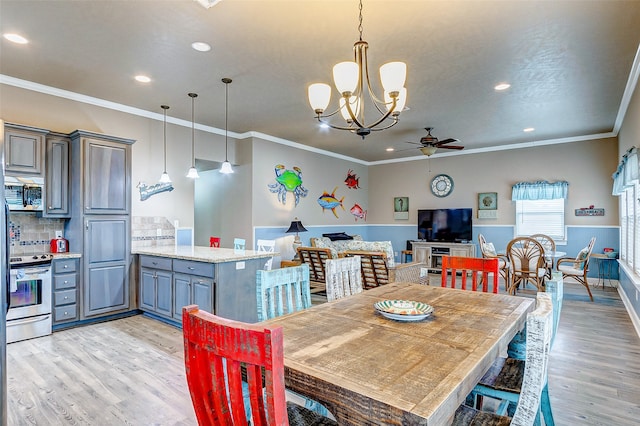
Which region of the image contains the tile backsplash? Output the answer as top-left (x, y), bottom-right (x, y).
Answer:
top-left (131, 216), bottom-right (175, 249)
top-left (9, 213), bottom-right (66, 256)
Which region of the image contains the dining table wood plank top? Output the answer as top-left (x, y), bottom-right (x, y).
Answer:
top-left (262, 282), bottom-right (534, 425)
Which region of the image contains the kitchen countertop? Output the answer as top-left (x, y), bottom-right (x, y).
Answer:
top-left (52, 252), bottom-right (82, 260)
top-left (132, 246), bottom-right (277, 263)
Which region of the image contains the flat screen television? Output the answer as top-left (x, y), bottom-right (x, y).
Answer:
top-left (417, 208), bottom-right (473, 242)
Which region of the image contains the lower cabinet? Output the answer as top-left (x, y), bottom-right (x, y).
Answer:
top-left (138, 255), bottom-right (214, 323)
top-left (52, 258), bottom-right (79, 326)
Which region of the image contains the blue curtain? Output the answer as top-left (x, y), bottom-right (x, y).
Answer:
top-left (511, 180), bottom-right (569, 201)
top-left (612, 146), bottom-right (638, 196)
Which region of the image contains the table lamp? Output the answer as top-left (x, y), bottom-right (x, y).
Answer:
top-left (285, 218), bottom-right (308, 260)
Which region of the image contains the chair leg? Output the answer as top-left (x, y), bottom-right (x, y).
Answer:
top-left (541, 383), bottom-right (555, 426)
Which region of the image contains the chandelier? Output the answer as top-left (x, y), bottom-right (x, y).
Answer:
top-left (307, 0), bottom-right (407, 139)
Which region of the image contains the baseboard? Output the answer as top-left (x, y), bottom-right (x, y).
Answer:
top-left (618, 284), bottom-right (640, 339)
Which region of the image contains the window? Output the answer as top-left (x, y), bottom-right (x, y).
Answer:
top-left (515, 199), bottom-right (566, 241)
top-left (614, 147), bottom-right (639, 277)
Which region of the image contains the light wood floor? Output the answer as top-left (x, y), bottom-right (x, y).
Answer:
top-left (6, 280), bottom-right (640, 425)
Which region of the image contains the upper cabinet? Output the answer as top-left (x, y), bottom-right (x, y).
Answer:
top-left (4, 123), bottom-right (48, 176)
top-left (70, 131), bottom-right (133, 214)
top-left (44, 134), bottom-right (70, 217)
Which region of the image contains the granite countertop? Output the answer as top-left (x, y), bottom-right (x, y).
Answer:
top-left (132, 246), bottom-right (277, 263)
top-left (52, 252), bottom-right (82, 259)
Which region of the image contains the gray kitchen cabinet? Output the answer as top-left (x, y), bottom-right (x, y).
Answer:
top-left (52, 258), bottom-right (79, 326)
top-left (139, 255), bottom-right (173, 318)
top-left (66, 130), bottom-right (134, 321)
top-left (172, 273), bottom-right (213, 323)
top-left (44, 134), bottom-right (70, 217)
top-left (4, 123), bottom-right (47, 176)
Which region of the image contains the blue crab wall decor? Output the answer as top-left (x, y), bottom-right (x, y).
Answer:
top-left (267, 164), bottom-right (309, 206)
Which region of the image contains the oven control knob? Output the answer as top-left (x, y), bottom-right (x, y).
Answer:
top-left (32, 255), bottom-right (39, 260)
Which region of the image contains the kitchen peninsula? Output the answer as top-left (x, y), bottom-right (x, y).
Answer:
top-left (133, 246), bottom-right (274, 324)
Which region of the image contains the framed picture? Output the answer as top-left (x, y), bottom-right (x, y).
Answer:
top-left (394, 196), bottom-right (409, 220)
top-left (478, 192), bottom-right (498, 210)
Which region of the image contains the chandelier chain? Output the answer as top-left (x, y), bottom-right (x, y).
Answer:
top-left (358, 0), bottom-right (363, 41)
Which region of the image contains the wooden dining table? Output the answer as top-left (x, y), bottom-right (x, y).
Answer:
top-left (262, 282), bottom-right (534, 425)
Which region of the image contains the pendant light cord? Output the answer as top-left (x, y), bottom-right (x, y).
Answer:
top-left (222, 78), bottom-right (232, 161)
top-left (161, 105), bottom-right (169, 173)
top-left (188, 93), bottom-right (197, 167)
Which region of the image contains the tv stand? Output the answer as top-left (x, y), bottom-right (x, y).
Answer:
top-left (410, 241), bottom-right (476, 274)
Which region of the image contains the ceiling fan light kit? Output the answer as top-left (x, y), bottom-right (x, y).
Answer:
top-left (404, 127), bottom-right (465, 156)
top-left (307, 0), bottom-right (407, 139)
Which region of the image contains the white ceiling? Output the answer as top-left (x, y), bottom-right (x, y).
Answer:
top-left (1, 0), bottom-right (640, 163)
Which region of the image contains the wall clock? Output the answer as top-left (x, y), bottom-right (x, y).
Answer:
top-left (430, 174), bottom-right (454, 197)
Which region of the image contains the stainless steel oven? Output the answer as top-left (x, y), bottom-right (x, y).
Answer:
top-left (6, 254), bottom-right (53, 343)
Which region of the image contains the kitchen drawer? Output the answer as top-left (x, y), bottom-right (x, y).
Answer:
top-left (140, 255), bottom-right (173, 271)
top-left (54, 273), bottom-right (77, 290)
top-left (54, 289), bottom-right (76, 306)
top-left (173, 259), bottom-right (215, 278)
top-left (54, 304), bottom-right (78, 322)
top-left (53, 258), bottom-right (77, 274)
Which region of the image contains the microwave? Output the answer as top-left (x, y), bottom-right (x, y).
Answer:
top-left (4, 176), bottom-right (44, 211)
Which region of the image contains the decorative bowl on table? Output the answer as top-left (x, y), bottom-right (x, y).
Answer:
top-left (374, 299), bottom-right (434, 322)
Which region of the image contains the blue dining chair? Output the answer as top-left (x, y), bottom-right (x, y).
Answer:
top-left (256, 264), bottom-right (333, 420)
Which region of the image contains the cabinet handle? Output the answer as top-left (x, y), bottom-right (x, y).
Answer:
top-left (48, 206), bottom-right (53, 209)
top-left (64, 280), bottom-right (68, 284)
top-left (64, 311), bottom-right (68, 315)
top-left (152, 262), bottom-right (158, 265)
top-left (64, 296), bottom-right (68, 300)
top-left (86, 220), bottom-right (89, 229)
top-left (64, 265), bottom-right (68, 269)
top-left (188, 267), bottom-right (195, 270)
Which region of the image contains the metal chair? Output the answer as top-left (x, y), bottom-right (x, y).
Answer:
top-left (478, 233), bottom-right (510, 288)
top-left (440, 255), bottom-right (500, 293)
top-left (257, 239), bottom-right (276, 271)
top-left (182, 305), bottom-right (336, 425)
top-left (453, 292), bottom-right (554, 426)
top-left (556, 237), bottom-right (596, 301)
top-left (325, 256), bottom-right (363, 302)
top-left (506, 237), bottom-right (547, 295)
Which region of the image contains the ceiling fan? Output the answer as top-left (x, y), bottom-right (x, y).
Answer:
top-left (405, 127), bottom-right (464, 156)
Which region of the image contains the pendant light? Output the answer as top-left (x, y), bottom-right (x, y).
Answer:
top-left (220, 77), bottom-right (234, 174)
top-left (186, 92), bottom-right (200, 179)
top-left (159, 105), bottom-right (171, 183)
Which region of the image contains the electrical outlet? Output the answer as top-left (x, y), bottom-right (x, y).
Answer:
top-left (55, 230), bottom-right (63, 239)
top-left (156, 229), bottom-right (162, 237)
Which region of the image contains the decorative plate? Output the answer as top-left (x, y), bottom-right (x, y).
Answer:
top-left (430, 174), bottom-right (454, 197)
top-left (374, 300), bottom-right (434, 321)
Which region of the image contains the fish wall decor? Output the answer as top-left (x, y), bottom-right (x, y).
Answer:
top-left (350, 203), bottom-right (367, 221)
top-left (267, 164), bottom-right (309, 206)
top-left (317, 187), bottom-right (345, 218)
top-left (344, 169), bottom-right (360, 189)
top-left (138, 181), bottom-right (174, 201)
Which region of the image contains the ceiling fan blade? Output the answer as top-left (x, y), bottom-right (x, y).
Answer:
top-left (440, 145), bottom-right (465, 150)
top-left (433, 138), bottom-right (459, 146)
top-left (404, 141), bottom-right (423, 146)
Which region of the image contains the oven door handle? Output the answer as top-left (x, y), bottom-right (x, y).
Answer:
top-left (6, 314), bottom-right (51, 327)
top-left (5, 200), bottom-right (10, 313)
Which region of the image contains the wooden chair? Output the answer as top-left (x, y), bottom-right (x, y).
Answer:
top-left (256, 264), bottom-right (312, 321)
top-left (471, 280), bottom-right (562, 425)
top-left (530, 233), bottom-right (556, 278)
top-left (255, 265), bottom-right (333, 419)
top-left (296, 246), bottom-right (333, 294)
top-left (182, 305), bottom-right (337, 425)
top-left (234, 238), bottom-right (246, 252)
top-left (506, 237), bottom-right (547, 295)
top-left (209, 236), bottom-right (220, 248)
top-left (257, 239), bottom-right (276, 271)
top-left (453, 292), bottom-right (554, 426)
top-left (556, 236), bottom-right (596, 301)
top-left (478, 233), bottom-right (510, 287)
top-left (325, 256), bottom-right (363, 302)
top-left (343, 250), bottom-right (389, 289)
top-left (440, 256), bottom-right (500, 293)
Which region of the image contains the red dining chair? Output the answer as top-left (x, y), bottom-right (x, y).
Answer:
top-left (182, 305), bottom-right (336, 425)
top-left (441, 256), bottom-right (500, 293)
top-left (209, 237), bottom-right (220, 248)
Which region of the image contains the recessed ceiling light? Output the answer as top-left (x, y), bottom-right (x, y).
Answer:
top-left (523, 127), bottom-right (535, 132)
top-left (191, 42), bottom-right (211, 52)
top-left (3, 33), bottom-right (28, 44)
top-left (386, 147), bottom-right (395, 152)
top-left (494, 83), bottom-right (511, 91)
top-left (135, 75), bottom-right (151, 83)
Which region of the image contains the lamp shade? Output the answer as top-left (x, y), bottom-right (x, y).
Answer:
top-left (220, 160), bottom-right (234, 174)
top-left (285, 220), bottom-right (308, 234)
top-left (379, 61), bottom-right (407, 93)
top-left (333, 61), bottom-right (359, 95)
top-left (420, 146), bottom-right (438, 156)
top-left (308, 83), bottom-right (332, 112)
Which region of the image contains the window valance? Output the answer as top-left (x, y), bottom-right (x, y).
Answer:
top-left (511, 180), bottom-right (569, 201)
top-left (612, 146), bottom-right (638, 196)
